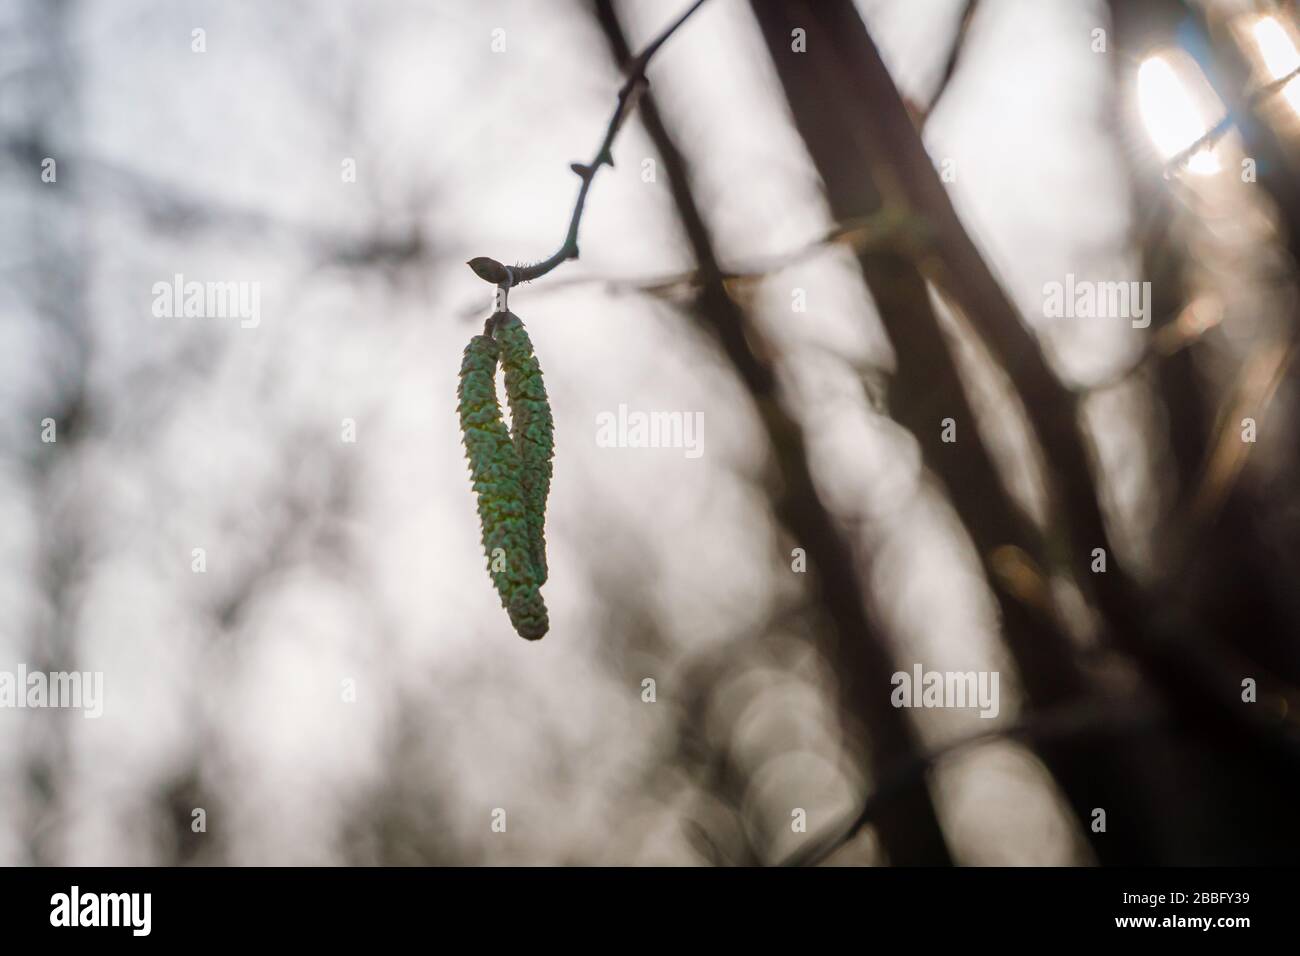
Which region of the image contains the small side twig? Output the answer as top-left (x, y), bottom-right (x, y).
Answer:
top-left (466, 0), bottom-right (709, 299)
top-left (921, 0), bottom-right (979, 121)
top-left (455, 207), bottom-right (926, 318)
top-left (1164, 63), bottom-right (1300, 175)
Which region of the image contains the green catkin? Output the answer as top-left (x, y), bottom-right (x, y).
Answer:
top-left (457, 333), bottom-right (548, 640)
top-left (494, 312), bottom-right (554, 585)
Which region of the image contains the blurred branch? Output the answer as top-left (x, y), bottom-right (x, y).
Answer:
top-left (765, 1), bottom-right (1300, 776)
top-left (593, 0), bottom-right (955, 865)
top-left (1185, 341), bottom-right (1297, 537)
top-left (456, 209), bottom-right (926, 316)
top-left (466, 0), bottom-right (708, 297)
top-left (780, 699), bottom-right (1167, 867)
top-left (753, 0), bottom-right (1300, 866)
top-left (1174, 4), bottom-right (1300, 696)
top-left (921, 0), bottom-right (979, 120)
top-left (1164, 64), bottom-right (1300, 175)
top-left (750, 0), bottom-right (1171, 863)
top-left (1105, 0), bottom-right (1300, 705)
top-left (1, 134), bottom-right (425, 271)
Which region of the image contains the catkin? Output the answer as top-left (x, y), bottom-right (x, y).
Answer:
top-left (457, 333), bottom-right (548, 640)
top-left (495, 312), bottom-right (554, 585)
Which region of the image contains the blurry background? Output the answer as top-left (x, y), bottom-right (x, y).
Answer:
top-left (2, 0), bottom-right (1300, 865)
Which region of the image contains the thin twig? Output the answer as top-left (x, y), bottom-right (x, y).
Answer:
top-left (455, 208), bottom-right (924, 318)
top-left (1164, 63), bottom-right (1300, 175)
top-left (780, 700), bottom-right (1167, 867)
top-left (921, 0), bottom-right (979, 121)
top-left (466, 0), bottom-right (709, 297)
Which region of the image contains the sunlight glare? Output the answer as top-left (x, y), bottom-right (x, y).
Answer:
top-left (1137, 55), bottom-right (1222, 175)
top-left (1251, 16), bottom-right (1300, 116)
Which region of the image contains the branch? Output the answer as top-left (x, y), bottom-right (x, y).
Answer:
top-left (466, 0), bottom-right (709, 297)
top-left (750, 0), bottom-right (1170, 867)
top-left (779, 699), bottom-right (1167, 867)
top-left (1164, 64), bottom-right (1300, 176)
top-left (593, 0), bottom-right (954, 865)
top-left (754, 0), bottom-right (1300, 866)
top-left (921, 0), bottom-right (979, 121)
top-left (455, 209), bottom-right (926, 318)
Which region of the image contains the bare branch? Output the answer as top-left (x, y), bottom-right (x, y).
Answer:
top-left (456, 209), bottom-right (925, 315)
top-left (1164, 64), bottom-right (1300, 176)
top-left (780, 700), bottom-right (1167, 867)
top-left (466, 0), bottom-right (709, 293)
top-left (922, 0), bottom-right (979, 121)
top-left (593, 0), bottom-right (955, 865)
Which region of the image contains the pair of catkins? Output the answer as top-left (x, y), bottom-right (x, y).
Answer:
top-left (457, 312), bottom-right (554, 640)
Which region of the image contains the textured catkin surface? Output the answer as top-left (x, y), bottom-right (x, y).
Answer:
top-left (495, 311), bottom-right (555, 586)
top-left (457, 333), bottom-right (548, 640)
